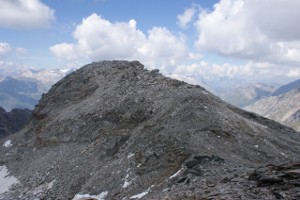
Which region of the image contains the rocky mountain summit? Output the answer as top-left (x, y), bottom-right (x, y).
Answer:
top-left (0, 107), bottom-right (31, 139)
top-left (0, 61), bottom-right (299, 200)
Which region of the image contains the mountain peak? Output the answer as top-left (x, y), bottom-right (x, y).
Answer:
top-left (1, 61), bottom-right (300, 199)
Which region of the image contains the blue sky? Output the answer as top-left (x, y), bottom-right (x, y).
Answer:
top-left (0, 0), bottom-right (300, 85)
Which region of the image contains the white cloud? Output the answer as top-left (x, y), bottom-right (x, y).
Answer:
top-left (135, 27), bottom-right (187, 69)
top-left (0, 43), bottom-right (12, 56)
top-left (50, 13), bottom-right (187, 71)
top-left (195, 0), bottom-right (300, 65)
top-left (177, 6), bottom-right (197, 28)
top-left (173, 60), bottom-right (296, 83)
top-left (50, 43), bottom-right (78, 61)
top-left (287, 69), bottom-right (300, 78)
top-left (0, 0), bottom-right (55, 29)
top-left (72, 14), bottom-right (146, 61)
top-left (0, 43), bottom-right (28, 58)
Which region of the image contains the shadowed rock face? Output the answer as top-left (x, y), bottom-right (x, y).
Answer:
top-left (0, 107), bottom-right (31, 139)
top-left (0, 61), bottom-right (299, 200)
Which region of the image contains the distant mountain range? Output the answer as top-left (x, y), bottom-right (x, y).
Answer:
top-left (0, 68), bottom-right (73, 111)
top-left (245, 79), bottom-right (300, 131)
top-left (219, 83), bottom-right (277, 107)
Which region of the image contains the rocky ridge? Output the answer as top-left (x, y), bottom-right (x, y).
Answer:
top-left (0, 61), bottom-right (299, 200)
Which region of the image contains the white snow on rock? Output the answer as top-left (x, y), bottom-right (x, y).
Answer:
top-left (72, 191), bottom-right (108, 200)
top-left (122, 174), bottom-right (132, 188)
top-left (3, 140), bottom-right (12, 148)
top-left (169, 169), bottom-right (182, 179)
top-left (127, 153), bottom-right (134, 159)
top-left (0, 165), bottom-right (19, 194)
top-left (130, 185), bottom-right (154, 199)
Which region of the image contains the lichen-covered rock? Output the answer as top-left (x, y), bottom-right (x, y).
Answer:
top-left (0, 61), bottom-right (299, 199)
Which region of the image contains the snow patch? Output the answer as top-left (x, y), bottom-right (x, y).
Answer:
top-left (60, 69), bottom-right (72, 73)
top-left (72, 191), bottom-right (108, 200)
top-left (254, 145), bottom-right (259, 149)
top-left (169, 169), bottom-right (182, 179)
top-left (3, 140), bottom-right (12, 147)
top-left (47, 179), bottom-right (56, 189)
top-left (0, 165), bottom-right (19, 194)
top-left (122, 174), bottom-right (132, 188)
top-left (127, 153), bottom-right (134, 159)
top-left (130, 185), bottom-right (154, 199)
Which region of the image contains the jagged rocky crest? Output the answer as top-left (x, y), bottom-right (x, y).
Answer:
top-left (0, 61), bottom-right (299, 199)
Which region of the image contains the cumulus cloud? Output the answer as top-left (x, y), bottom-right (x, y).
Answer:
top-left (177, 6), bottom-right (197, 28)
top-left (50, 13), bottom-right (187, 70)
top-left (173, 60), bottom-right (296, 83)
top-left (287, 69), bottom-right (300, 78)
top-left (50, 43), bottom-right (78, 61)
top-left (0, 0), bottom-right (55, 29)
top-left (195, 0), bottom-right (300, 65)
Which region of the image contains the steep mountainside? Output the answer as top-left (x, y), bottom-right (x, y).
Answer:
top-left (0, 107), bottom-right (32, 139)
top-left (245, 88), bottom-right (300, 131)
top-left (220, 83), bottom-right (276, 107)
top-left (0, 61), bottom-right (299, 200)
top-left (272, 79), bottom-right (300, 96)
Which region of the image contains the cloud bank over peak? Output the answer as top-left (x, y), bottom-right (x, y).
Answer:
top-left (50, 13), bottom-right (188, 71)
top-left (49, 0), bottom-right (299, 85)
top-left (0, 0), bottom-right (55, 29)
top-left (195, 0), bottom-right (300, 66)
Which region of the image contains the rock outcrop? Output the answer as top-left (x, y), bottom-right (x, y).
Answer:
top-left (0, 107), bottom-right (32, 139)
top-left (0, 61), bottom-right (299, 200)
